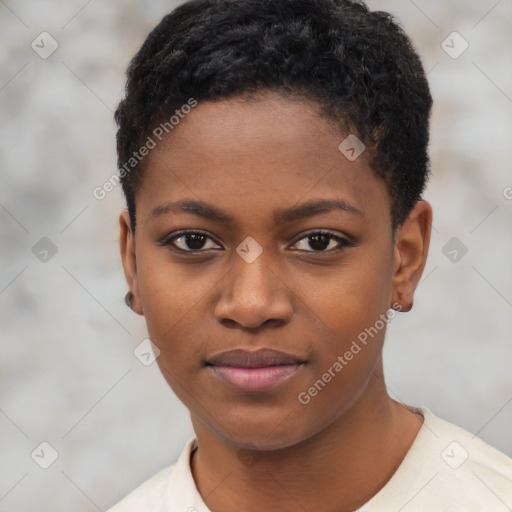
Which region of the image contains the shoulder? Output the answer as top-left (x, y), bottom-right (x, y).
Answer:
top-left (422, 407), bottom-right (512, 510)
top-left (105, 463), bottom-right (177, 511)
top-left (105, 437), bottom-right (200, 512)
top-left (363, 406), bottom-right (512, 511)
top-left (423, 406), bottom-right (512, 481)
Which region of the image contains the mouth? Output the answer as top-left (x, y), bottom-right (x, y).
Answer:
top-left (206, 348), bottom-right (306, 393)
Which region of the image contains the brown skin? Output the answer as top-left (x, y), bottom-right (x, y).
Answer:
top-left (119, 91), bottom-right (432, 512)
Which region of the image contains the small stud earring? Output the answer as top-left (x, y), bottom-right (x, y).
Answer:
top-left (124, 292), bottom-right (133, 309)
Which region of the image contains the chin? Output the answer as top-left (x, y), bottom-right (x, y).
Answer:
top-left (198, 405), bottom-right (329, 452)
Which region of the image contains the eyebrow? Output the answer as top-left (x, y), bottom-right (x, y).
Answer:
top-left (149, 198), bottom-right (364, 224)
top-left (273, 199), bottom-right (364, 223)
top-left (150, 200), bottom-right (233, 223)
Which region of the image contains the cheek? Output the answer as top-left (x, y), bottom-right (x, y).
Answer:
top-left (136, 247), bottom-right (214, 336)
top-left (297, 248), bottom-right (393, 346)
top-left (135, 255), bottom-right (201, 381)
top-left (291, 242), bottom-right (394, 411)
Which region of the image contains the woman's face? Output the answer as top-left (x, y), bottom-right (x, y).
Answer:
top-left (119, 92), bottom-right (418, 450)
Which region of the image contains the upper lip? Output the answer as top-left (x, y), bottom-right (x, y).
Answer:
top-left (206, 348), bottom-right (305, 368)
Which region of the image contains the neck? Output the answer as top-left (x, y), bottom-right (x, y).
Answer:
top-left (190, 371), bottom-right (423, 512)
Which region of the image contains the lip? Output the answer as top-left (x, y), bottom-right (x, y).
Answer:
top-left (206, 348), bottom-right (305, 393)
top-left (207, 348), bottom-right (304, 368)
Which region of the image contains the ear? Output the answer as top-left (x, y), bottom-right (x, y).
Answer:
top-left (391, 201), bottom-right (432, 312)
top-left (119, 210), bottom-right (144, 315)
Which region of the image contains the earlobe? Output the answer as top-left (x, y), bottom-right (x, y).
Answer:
top-left (391, 201), bottom-right (432, 313)
top-left (119, 210), bottom-right (144, 315)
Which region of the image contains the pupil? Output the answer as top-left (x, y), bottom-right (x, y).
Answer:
top-left (186, 233), bottom-right (206, 249)
top-left (309, 234), bottom-right (330, 251)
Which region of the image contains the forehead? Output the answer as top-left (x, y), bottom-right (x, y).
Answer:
top-left (136, 92), bottom-right (390, 227)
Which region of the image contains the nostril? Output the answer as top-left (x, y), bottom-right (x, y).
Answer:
top-left (221, 318), bottom-right (239, 329)
top-left (220, 317), bottom-right (286, 332)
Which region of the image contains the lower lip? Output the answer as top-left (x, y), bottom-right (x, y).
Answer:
top-left (209, 365), bottom-right (302, 393)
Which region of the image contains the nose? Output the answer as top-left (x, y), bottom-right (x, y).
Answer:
top-left (214, 251), bottom-right (294, 331)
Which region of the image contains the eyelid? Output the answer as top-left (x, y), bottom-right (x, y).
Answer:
top-left (159, 230), bottom-right (223, 251)
top-left (159, 229), bottom-right (355, 253)
top-left (287, 229), bottom-right (355, 251)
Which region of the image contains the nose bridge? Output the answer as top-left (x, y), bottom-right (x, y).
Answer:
top-left (232, 252), bottom-right (273, 298)
top-left (214, 246), bottom-right (293, 329)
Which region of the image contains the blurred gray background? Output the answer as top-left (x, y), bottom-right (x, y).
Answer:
top-left (1, 0), bottom-right (511, 510)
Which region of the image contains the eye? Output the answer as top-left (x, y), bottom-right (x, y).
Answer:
top-left (161, 231), bottom-right (222, 252)
top-left (290, 231), bottom-right (354, 252)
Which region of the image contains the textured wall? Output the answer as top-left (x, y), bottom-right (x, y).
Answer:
top-left (1, 1), bottom-right (511, 510)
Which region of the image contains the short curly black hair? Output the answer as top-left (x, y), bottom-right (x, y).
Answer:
top-left (115, 0), bottom-right (432, 232)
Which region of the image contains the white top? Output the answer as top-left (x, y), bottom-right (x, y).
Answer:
top-left (106, 407), bottom-right (512, 511)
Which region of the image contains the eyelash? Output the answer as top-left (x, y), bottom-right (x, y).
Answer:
top-left (159, 230), bottom-right (355, 254)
